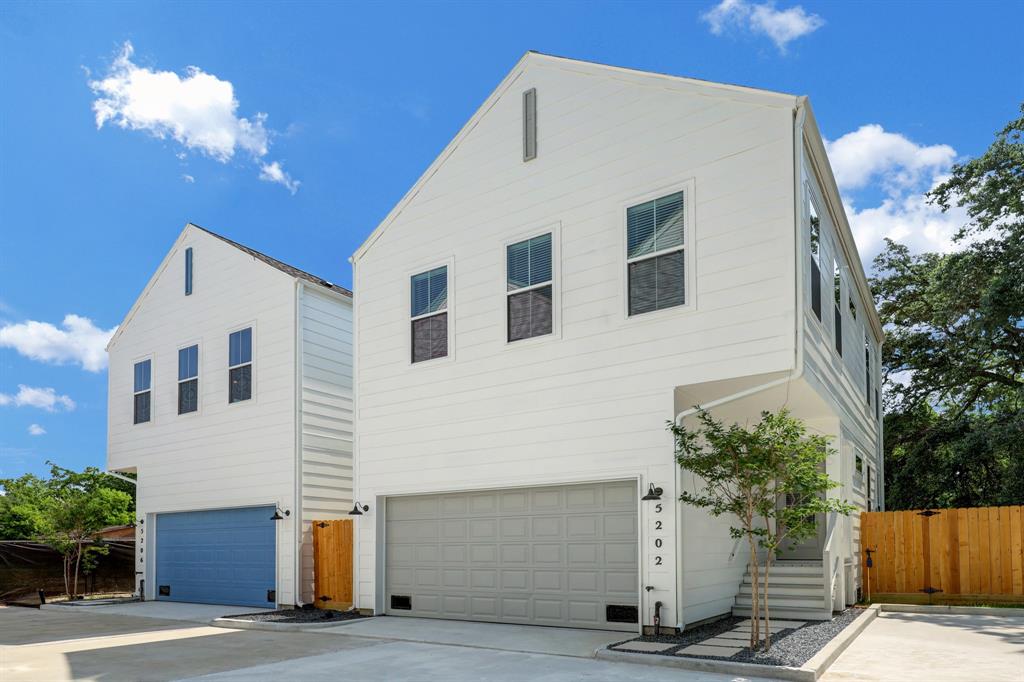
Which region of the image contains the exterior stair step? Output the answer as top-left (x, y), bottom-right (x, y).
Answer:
top-left (731, 605), bottom-right (833, 621)
top-left (735, 594), bottom-right (824, 610)
top-left (743, 573), bottom-right (823, 585)
top-left (738, 583), bottom-right (823, 597)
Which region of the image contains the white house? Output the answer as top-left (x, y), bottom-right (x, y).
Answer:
top-left (106, 223), bottom-right (353, 608)
top-left (350, 53), bottom-right (883, 633)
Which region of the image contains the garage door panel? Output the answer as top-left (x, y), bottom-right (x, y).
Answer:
top-left (155, 506), bottom-right (275, 608)
top-left (385, 481), bottom-right (638, 631)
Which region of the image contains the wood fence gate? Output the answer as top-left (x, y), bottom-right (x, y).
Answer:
top-left (312, 519), bottom-right (353, 610)
top-left (861, 506), bottom-right (1024, 599)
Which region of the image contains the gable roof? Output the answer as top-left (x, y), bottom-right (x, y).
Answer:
top-left (350, 51), bottom-right (799, 263)
top-left (107, 223), bottom-right (350, 351)
top-left (191, 223), bottom-right (351, 297)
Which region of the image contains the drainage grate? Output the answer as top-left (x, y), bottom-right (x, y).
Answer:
top-left (158, 585), bottom-right (170, 596)
top-left (390, 594), bottom-right (412, 610)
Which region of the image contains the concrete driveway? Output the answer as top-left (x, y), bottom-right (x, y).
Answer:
top-left (1, 605), bottom-right (775, 682)
top-left (822, 610), bottom-right (1024, 682)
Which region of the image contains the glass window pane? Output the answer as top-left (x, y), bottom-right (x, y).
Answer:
top-left (134, 360), bottom-right (151, 392)
top-left (229, 364), bottom-right (252, 403)
top-left (411, 312), bottom-right (448, 362)
top-left (179, 345), bottom-right (198, 380)
top-left (627, 199), bottom-right (656, 258)
top-left (411, 271), bottom-right (430, 317)
top-left (133, 391), bottom-right (150, 424)
top-left (808, 197), bottom-right (820, 262)
top-left (528, 233), bottom-right (552, 285)
top-left (178, 379), bottom-right (198, 414)
top-left (653, 192), bottom-right (684, 252)
top-left (229, 329), bottom-right (251, 366)
top-left (240, 328), bottom-right (252, 364)
top-left (508, 285), bottom-right (552, 342)
top-left (629, 251), bottom-right (684, 316)
top-left (412, 267), bottom-right (448, 316)
top-left (428, 267), bottom-right (447, 313)
top-left (507, 240), bottom-right (530, 291)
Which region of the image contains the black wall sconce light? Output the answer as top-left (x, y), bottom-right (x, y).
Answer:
top-left (270, 507), bottom-right (291, 521)
top-left (641, 483), bottom-right (663, 501)
top-left (348, 501), bottom-right (370, 516)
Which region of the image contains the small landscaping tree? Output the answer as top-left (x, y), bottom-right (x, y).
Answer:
top-left (670, 408), bottom-right (852, 649)
top-left (1, 463), bottom-right (135, 598)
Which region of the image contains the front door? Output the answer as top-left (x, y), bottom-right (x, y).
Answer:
top-left (778, 492), bottom-right (825, 560)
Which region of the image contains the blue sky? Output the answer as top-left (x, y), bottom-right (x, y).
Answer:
top-left (1, 0), bottom-right (1022, 479)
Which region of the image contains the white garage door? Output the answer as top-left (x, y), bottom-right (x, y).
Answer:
top-left (385, 480), bottom-right (638, 631)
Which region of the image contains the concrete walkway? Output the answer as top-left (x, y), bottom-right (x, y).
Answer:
top-left (821, 611), bottom-right (1024, 682)
top-left (316, 615), bottom-right (628, 657)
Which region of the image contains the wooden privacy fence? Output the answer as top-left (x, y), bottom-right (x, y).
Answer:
top-left (861, 506), bottom-right (1024, 598)
top-left (312, 519), bottom-right (353, 610)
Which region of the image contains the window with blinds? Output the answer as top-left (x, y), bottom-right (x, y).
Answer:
top-left (411, 266), bottom-right (448, 362)
top-left (808, 194), bottom-right (821, 320)
top-left (507, 233), bottom-right (552, 342)
top-left (178, 344), bottom-right (199, 414)
top-left (627, 191), bottom-right (685, 316)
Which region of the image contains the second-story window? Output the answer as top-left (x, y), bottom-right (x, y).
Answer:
top-left (507, 233), bottom-right (552, 342)
top-left (808, 194), bottom-right (821, 320)
top-left (627, 191), bottom-right (685, 316)
top-left (864, 331), bottom-right (872, 406)
top-left (133, 359), bottom-right (151, 424)
top-left (178, 344), bottom-right (199, 414)
top-left (228, 328), bottom-right (252, 403)
top-left (411, 266), bottom-right (448, 363)
top-left (833, 256), bottom-right (842, 356)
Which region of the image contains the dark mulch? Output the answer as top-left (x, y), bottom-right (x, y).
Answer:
top-left (222, 608), bottom-right (372, 624)
top-left (609, 607), bottom-right (864, 668)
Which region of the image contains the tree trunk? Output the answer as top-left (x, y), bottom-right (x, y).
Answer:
top-left (748, 534), bottom-right (760, 648)
top-left (73, 542), bottom-right (83, 598)
top-left (62, 554), bottom-right (71, 598)
top-left (762, 552), bottom-right (772, 650)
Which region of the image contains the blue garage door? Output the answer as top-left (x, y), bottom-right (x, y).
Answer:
top-left (155, 506), bottom-right (276, 608)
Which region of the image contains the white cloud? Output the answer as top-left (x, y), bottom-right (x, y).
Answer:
top-left (259, 161), bottom-right (300, 194)
top-left (701, 0), bottom-right (824, 53)
top-left (0, 314), bottom-right (116, 372)
top-left (27, 424), bottom-right (46, 436)
top-left (824, 125), bottom-right (966, 267)
top-left (182, 173), bottom-right (195, 183)
top-left (0, 385), bottom-right (76, 412)
top-left (89, 41), bottom-right (298, 193)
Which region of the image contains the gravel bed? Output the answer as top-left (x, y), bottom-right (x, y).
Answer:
top-left (222, 608), bottom-right (371, 624)
top-left (609, 607), bottom-right (863, 668)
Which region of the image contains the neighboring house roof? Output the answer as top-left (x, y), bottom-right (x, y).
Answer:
top-left (94, 525), bottom-right (136, 540)
top-left (191, 223), bottom-right (352, 297)
top-left (107, 222), bottom-right (351, 351)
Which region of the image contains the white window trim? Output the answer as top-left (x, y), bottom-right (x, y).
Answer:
top-left (406, 256), bottom-right (455, 367)
top-left (132, 354), bottom-right (154, 426)
top-left (176, 340), bottom-right (201, 417)
top-left (227, 322), bottom-right (256, 406)
top-left (620, 178), bottom-right (697, 322)
top-left (502, 222), bottom-right (561, 348)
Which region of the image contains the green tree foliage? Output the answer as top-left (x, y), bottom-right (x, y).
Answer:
top-left (670, 409), bottom-right (851, 649)
top-left (873, 105), bottom-right (1024, 509)
top-left (0, 463), bottom-right (135, 597)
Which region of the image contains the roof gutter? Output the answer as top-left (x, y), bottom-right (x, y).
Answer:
top-left (672, 96), bottom-right (809, 630)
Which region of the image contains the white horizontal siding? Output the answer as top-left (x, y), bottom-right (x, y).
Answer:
top-left (298, 287), bottom-right (354, 603)
top-left (354, 59), bottom-right (798, 628)
top-left (106, 226), bottom-right (299, 604)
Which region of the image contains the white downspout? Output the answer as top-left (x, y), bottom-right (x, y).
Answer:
top-left (294, 279), bottom-right (305, 607)
top-left (672, 97), bottom-right (809, 630)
